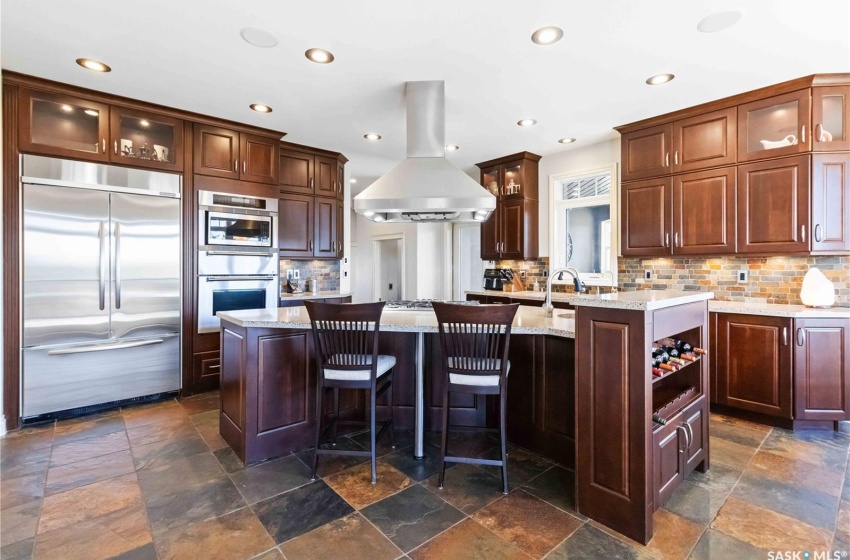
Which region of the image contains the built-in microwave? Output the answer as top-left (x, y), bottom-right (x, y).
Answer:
top-left (198, 190), bottom-right (279, 250)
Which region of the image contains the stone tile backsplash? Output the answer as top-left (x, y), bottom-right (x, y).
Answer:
top-left (494, 255), bottom-right (849, 306)
top-left (280, 260), bottom-right (340, 292)
top-left (618, 256), bottom-right (850, 307)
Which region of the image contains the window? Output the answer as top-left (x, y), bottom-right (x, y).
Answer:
top-left (549, 165), bottom-right (618, 287)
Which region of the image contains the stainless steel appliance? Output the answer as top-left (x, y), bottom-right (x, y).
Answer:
top-left (197, 190), bottom-right (279, 334)
top-left (21, 155), bottom-right (181, 420)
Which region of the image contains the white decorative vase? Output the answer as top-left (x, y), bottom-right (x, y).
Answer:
top-left (800, 267), bottom-right (835, 308)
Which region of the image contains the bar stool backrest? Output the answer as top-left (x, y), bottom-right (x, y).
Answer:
top-left (304, 301), bottom-right (385, 380)
top-left (432, 302), bottom-right (520, 380)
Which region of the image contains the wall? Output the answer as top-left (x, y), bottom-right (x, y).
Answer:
top-left (279, 260), bottom-right (341, 292)
top-left (619, 256), bottom-right (850, 307)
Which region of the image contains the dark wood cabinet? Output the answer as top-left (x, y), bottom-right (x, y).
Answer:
top-left (738, 90), bottom-right (811, 163)
top-left (653, 416), bottom-right (686, 507)
top-left (682, 396), bottom-right (707, 473)
top-left (716, 313), bottom-right (793, 418)
top-left (811, 153), bottom-right (850, 253)
top-left (813, 86), bottom-right (850, 152)
top-left (673, 167), bottom-right (736, 255)
top-left (476, 152), bottom-right (540, 260)
top-left (737, 155), bottom-right (810, 254)
top-left (194, 124), bottom-right (278, 184)
top-left (621, 124), bottom-right (672, 181)
top-left (279, 148), bottom-right (314, 194)
top-left (109, 106), bottom-right (184, 172)
top-left (793, 318), bottom-right (850, 421)
top-left (278, 193), bottom-right (314, 258)
top-left (280, 147), bottom-right (343, 198)
top-left (314, 197), bottom-right (337, 258)
top-left (337, 161), bottom-right (346, 201)
top-left (314, 156), bottom-right (337, 198)
top-left (337, 202), bottom-right (344, 258)
top-left (621, 177), bottom-right (671, 256)
top-left (672, 108), bottom-right (736, 173)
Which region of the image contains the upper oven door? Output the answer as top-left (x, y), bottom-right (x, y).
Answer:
top-left (206, 211), bottom-right (272, 247)
top-left (197, 275), bottom-right (278, 333)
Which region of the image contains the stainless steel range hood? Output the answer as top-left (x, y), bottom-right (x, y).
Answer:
top-left (354, 81), bottom-right (496, 223)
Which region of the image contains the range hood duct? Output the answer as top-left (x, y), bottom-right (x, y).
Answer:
top-left (354, 81), bottom-right (496, 223)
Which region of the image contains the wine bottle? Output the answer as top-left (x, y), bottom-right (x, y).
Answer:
top-left (652, 414), bottom-right (667, 425)
top-left (663, 338), bottom-right (693, 353)
top-left (652, 367), bottom-right (664, 377)
top-left (658, 362), bottom-right (677, 372)
top-left (691, 347), bottom-right (707, 355)
top-left (668, 357), bottom-right (687, 366)
top-left (661, 345), bottom-right (680, 358)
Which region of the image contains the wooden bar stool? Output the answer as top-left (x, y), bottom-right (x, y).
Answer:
top-left (432, 302), bottom-right (520, 494)
top-left (304, 301), bottom-right (395, 483)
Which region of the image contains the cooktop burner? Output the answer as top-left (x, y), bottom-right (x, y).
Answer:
top-left (383, 299), bottom-right (481, 310)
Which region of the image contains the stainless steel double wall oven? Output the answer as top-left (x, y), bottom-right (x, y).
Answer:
top-left (197, 190), bottom-right (279, 333)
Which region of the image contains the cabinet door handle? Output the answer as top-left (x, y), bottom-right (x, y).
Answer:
top-left (234, 159), bottom-right (238, 173)
top-left (242, 161), bottom-right (246, 174)
top-left (665, 233), bottom-right (669, 248)
top-left (332, 240), bottom-right (336, 252)
top-left (114, 140), bottom-right (118, 155)
top-left (102, 138), bottom-right (106, 153)
top-left (801, 225), bottom-right (807, 243)
top-left (814, 224), bottom-right (822, 243)
top-left (783, 327), bottom-right (788, 346)
top-left (797, 328), bottom-right (805, 346)
top-left (310, 177), bottom-right (314, 190)
top-left (801, 124), bottom-right (806, 143)
top-left (674, 151), bottom-right (679, 165)
top-left (674, 232), bottom-right (679, 247)
top-left (665, 152), bottom-right (669, 167)
top-left (310, 239), bottom-right (313, 252)
top-left (816, 123), bottom-right (823, 142)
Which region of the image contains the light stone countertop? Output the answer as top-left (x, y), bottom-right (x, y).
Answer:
top-left (466, 289), bottom-right (715, 311)
top-left (708, 301), bottom-right (850, 319)
top-left (218, 305), bottom-right (576, 339)
top-left (279, 290), bottom-right (352, 301)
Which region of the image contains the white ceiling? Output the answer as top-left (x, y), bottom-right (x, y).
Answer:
top-left (2, 0), bottom-right (849, 192)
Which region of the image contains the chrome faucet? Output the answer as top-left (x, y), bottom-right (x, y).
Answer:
top-left (543, 267), bottom-right (583, 318)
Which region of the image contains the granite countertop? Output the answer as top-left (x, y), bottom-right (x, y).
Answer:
top-left (218, 305), bottom-right (577, 339)
top-left (708, 301), bottom-right (850, 318)
top-left (466, 289), bottom-right (715, 311)
top-left (279, 290), bottom-right (351, 301)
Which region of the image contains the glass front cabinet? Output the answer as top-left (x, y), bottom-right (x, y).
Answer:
top-left (813, 86), bottom-right (850, 152)
top-left (737, 90), bottom-right (810, 162)
top-left (19, 88), bottom-right (183, 172)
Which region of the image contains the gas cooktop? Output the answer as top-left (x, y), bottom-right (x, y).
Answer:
top-left (383, 299), bottom-right (481, 310)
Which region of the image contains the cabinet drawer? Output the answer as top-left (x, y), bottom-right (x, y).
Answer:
top-left (653, 301), bottom-right (706, 341)
top-left (193, 351), bottom-right (221, 384)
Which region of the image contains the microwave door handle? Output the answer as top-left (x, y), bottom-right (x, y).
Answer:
top-left (204, 276), bottom-right (276, 282)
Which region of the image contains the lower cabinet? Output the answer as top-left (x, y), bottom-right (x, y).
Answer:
top-left (793, 318), bottom-right (850, 421)
top-left (653, 396), bottom-right (707, 509)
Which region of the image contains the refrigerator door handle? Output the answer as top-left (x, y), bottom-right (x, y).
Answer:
top-left (114, 222), bottom-right (122, 309)
top-left (47, 338), bottom-right (164, 355)
top-left (99, 221), bottom-right (107, 311)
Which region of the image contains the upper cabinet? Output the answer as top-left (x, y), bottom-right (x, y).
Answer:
top-left (280, 147), bottom-right (344, 199)
top-left (18, 87), bottom-right (184, 172)
top-left (194, 124), bottom-right (278, 184)
top-left (738, 90), bottom-right (810, 162)
top-left (476, 152), bottom-right (540, 261)
top-left (813, 86), bottom-right (850, 152)
top-left (617, 74), bottom-right (850, 257)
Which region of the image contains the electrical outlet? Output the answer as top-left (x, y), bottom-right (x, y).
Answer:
top-left (520, 269), bottom-right (527, 279)
top-left (344, 270), bottom-right (348, 277)
top-left (293, 270), bottom-right (300, 280)
top-left (644, 270), bottom-right (652, 281)
top-left (738, 270), bottom-right (748, 283)
top-left (543, 269), bottom-right (548, 278)
top-left (286, 270), bottom-right (293, 280)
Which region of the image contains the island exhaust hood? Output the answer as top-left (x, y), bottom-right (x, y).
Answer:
top-left (354, 81), bottom-right (496, 223)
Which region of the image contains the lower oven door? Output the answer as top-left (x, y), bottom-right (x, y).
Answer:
top-left (197, 275), bottom-right (278, 333)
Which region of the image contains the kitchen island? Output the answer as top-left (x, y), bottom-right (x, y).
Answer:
top-left (217, 290), bottom-right (713, 544)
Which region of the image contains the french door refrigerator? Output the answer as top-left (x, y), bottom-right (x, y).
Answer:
top-left (21, 155), bottom-right (181, 420)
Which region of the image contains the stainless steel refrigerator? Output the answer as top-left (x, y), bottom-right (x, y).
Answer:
top-left (21, 155), bottom-right (181, 420)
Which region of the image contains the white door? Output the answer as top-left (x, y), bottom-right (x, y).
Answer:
top-left (376, 238), bottom-right (402, 301)
top-left (452, 224), bottom-right (483, 300)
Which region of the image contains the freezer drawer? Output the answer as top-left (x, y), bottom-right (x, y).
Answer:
top-left (22, 335), bottom-right (180, 417)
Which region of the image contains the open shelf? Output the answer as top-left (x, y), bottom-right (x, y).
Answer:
top-left (652, 354), bottom-right (701, 384)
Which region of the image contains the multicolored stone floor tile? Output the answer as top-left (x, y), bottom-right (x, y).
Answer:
top-left (1, 394), bottom-right (847, 560)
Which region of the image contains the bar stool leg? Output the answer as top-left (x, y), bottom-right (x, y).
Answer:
top-left (370, 387), bottom-right (377, 484)
top-left (331, 388), bottom-right (340, 446)
top-left (438, 388), bottom-right (450, 489)
top-left (311, 382), bottom-right (323, 481)
top-left (387, 372), bottom-right (395, 449)
top-left (499, 389), bottom-right (509, 494)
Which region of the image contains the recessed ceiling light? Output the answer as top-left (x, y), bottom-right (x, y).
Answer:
top-left (446, 145), bottom-right (460, 151)
top-left (84, 109), bottom-right (99, 117)
top-left (517, 119), bottom-right (537, 127)
top-left (305, 48), bottom-right (334, 64)
top-left (250, 103), bottom-right (273, 113)
top-left (531, 26), bottom-right (564, 45)
top-left (697, 10), bottom-right (743, 33)
top-left (646, 73), bottom-right (675, 85)
top-left (61, 104), bottom-right (73, 113)
top-left (558, 137), bottom-right (576, 144)
top-left (350, 178), bottom-right (357, 184)
top-left (364, 133), bottom-right (381, 140)
top-left (76, 58), bottom-right (111, 72)
top-left (239, 27), bottom-right (279, 48)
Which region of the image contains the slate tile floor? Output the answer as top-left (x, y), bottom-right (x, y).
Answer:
top-left (1, 394), bottom-right (848, 560)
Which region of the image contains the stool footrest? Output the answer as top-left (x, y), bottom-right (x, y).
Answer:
top-left (443, 456), bottom-right (504, 467)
